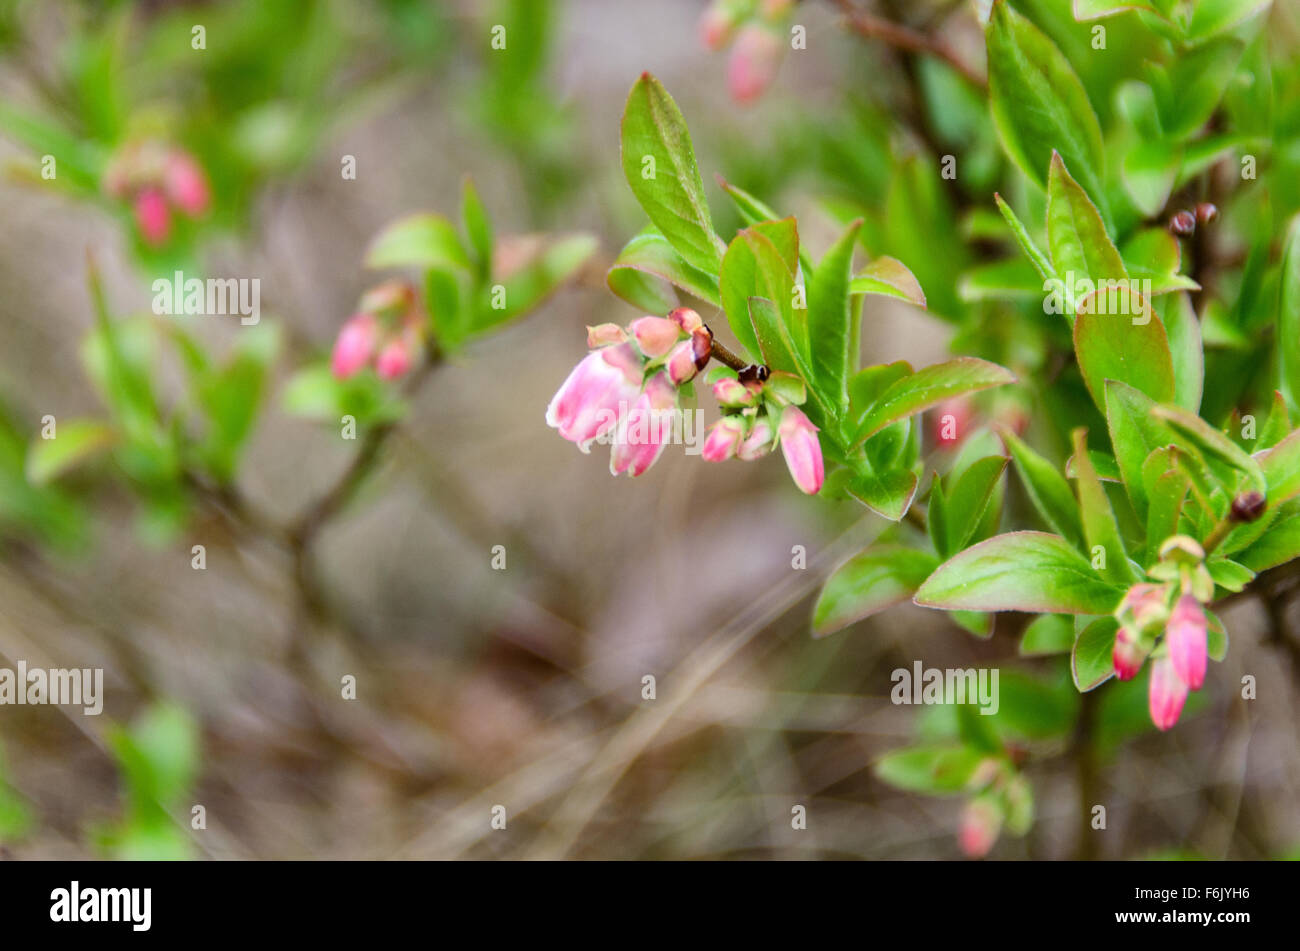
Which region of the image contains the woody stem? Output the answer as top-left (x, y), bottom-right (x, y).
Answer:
top-left (708, 338), bottom-right (750, 373)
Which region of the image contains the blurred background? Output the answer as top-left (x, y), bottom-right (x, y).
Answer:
top-left (0, 0), bottom-right (1298, 860)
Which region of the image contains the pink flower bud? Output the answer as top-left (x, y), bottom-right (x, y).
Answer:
top-left (958, 798), bottom-right (1003, 859)
top-left (1118, 582), bottom-right (1169, 630)
top-left (699, 4), bottom-right (737, 51)
top-left (1148, 655), bottom-right (1189, 731)
top-left (702, 416), bottom-right (746, 462)
top-left (1112, 626), bottom-right (1146, 681)
top-left (163, 150), bottom-right (210, 217)
top-left (611, 372), bottom-right (677, 477)
top-left (778, 404), bottom-right (824, 494)
top-left (586, 323), bottom-right (627, 348)
top-left (1166, 594), bottom-right (1207, 690)
top-left (630, 316), bottom-right (682, 358)
top-left (665, 339), bottom-right (699, 385)
top-left (134, 187), bottom-right (171, 246)
top-left (359, 280), bottom-right (416, 317)
top-left (668, 307), bottom-right (704, 335)
top-left (712, 377), bottom-right (757, 408)
top-left (728, 23), bottom-right (783, 104)
top-left (547, 345), bottom-right (643, 448)
top-left (737, 414), bottom-right (776, 461)
top-left (331, 313), bottom-right (379, 379)
top-left (376, 329), bottom-right (419, 381)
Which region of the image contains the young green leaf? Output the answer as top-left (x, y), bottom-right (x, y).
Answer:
top-left (1019, 613), bottom-right (1075, 657)
top-left (849, 257), bottom-right (926, 306)
top-left (1046, 152), bottom-right (1126, 298)
top-left (812, 545), bottom-right (939, 637)
top-left (1072, 617), bottom-right (1119, 692)
top-left (460, 177), bottom-right (493, 281)
top-left (1000, 428), bottom-right (1086, 549)
top-left (1278, 213), bottom-right (1300, 415)
top-left (853, 358), bottom-right (1016, 446)
top-left (874, 746), bottom-right (987, 796)
top-left (846, 466), bottom-right (919, 522)
top-left (620, 73), bottom-right (723, 275)
top-left (986, 1), bottom-right (1106, 217)
top-left (941, 455), bottom-right (1009, 556)
top-left (721, 220), bottom-right (799, 361)
top-left (1162, 292), bottom-right (1205, 413)
top-left (1074, 289), bottom-right (1175, 411)
top-left (365, 213), bottom-right (470, 271)
top-left (914, 532), bottom-right (1125, 615)
top-left (25, 419), bottom-right (117, 485)
top-left (1237, 499), bottom-right (1300, 572)
top-left (471, 234), bottom-right (596, 338)
top-left (1151, 403), bottom-right (1266, 494)
top-left (1070, 428), bottom-right (1138, 584)
top-left (808, 219), bottom-right (862, 412)
top-left (1257, 428), bottom-right (1300, 505)
top-left (1104, 379), bottom-right (1177, 522)
top-left (607, 231), bottom-right (721, 311)
top-left (994, 193), bottom-right (1055, 281)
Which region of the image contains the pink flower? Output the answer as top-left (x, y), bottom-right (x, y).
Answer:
top-left (778, 404), bottom-right (824, 494)
top-left (668, 307), bottom-right (704, 335)
top-left (728, 23), bottom-right (783, 104)
top-left (375, 329), bottom-right (419, 381)
top-left (1119, 582), bottom-right (1167, 626)
top-left (134, 187), bottom-right (171, 246)
top-left (331, 313), bottom-right (379, 379)
top-left (163, 151), bottom-right (211, 217)
top-left (546, 344), bottom-right (642, 448)
top-left (586, 323), bottom-right (627, 348)
top-left (611, 372), bottom-right (677, 477)
top-left (1148, 655), bottom-right (1189, 731)
top-left (1112, 625), bottom-right (1145, 681)
top-left (630, 316), bottom-right (681, 358)
top-left (713, 377), bottom-right (757, 407)
top-left (958, 798), bottom-right (1002, 859)
top-left (702, 416), bottom-right (746, 462)
top-left (665, 339), bottom-right (700, 385)
top-left (738, 414), bottom-right (776, 461)
top-left (699, 4), bottom-right (736, 51)
top-left (1166, 594), bottom-right (1207, 690)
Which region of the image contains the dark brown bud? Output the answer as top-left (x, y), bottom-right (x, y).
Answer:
top-left (1168, 210), bottom-right (1196, 237)
top-left (737, 363), bottom-right (770, 384)
top-left (1195, 202), bottom-right (1218, 225)
top-left (1230, 490), bottom-right (1266, 523)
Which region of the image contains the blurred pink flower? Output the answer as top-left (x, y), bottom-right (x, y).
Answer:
top-left (331, 313), bottom-right (379, 379)
top-left (164, 151), bottom-right (211, 217)
top-left (1112, 625), bottom-right (1145, 681)
top-left (1166, 594), bottom-right (1207, 690)
top-left (728, 23), bottom-right (783, 104)
top-left (134, 187), bottom-right (171, 246)
top-left (958, 798), bottom-right (1002, 858)
top-left (702, 416), bottom-right (746, 462)
top-left (1148, 655), bottom-right (1189, 731)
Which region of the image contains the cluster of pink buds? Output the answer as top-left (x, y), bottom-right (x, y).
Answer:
top-left (698, 0), bottom-right (794, 104)
top-left (331, 281), bottom-right (426, 381)
top-left (1112, 536), bottom-right (1216, 731)
top-left (102, 140), bottom-right (211, 247)
top-left (547, 308), bottom-right (711, 477)
top-left (702, 366), bottom-right (823, 494)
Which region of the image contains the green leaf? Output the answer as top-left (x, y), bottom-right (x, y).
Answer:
top-left (364, 213), bottom-right (470, 271)
top-left (281, 364), bottom-right (406, 426)
top-left (1121, 229), bottom-right (1200, 296)
top-left (1151, 403), bottom-right (1266, 493)
top-left (994, 193), bottom-right (1055, 281)
top-left (987, 1), bottom-right (1105, 218)
top-left (721, 220), bottom-right (799, 361)
top-left (914, 532), bottom-right (1124, 615)
top-left (1278, 214), bottom-right (1300, 415)
top-left (1237, 500), bottom-right (1300, 572)
top-left (460, 177), bottom-right (493, 282)
top-left (1120, 139), bottom-right (1182, 218)
top-left (812, 545), bottom-right (938, 637)
top-left (1074, 288), bottom-right (1174, 411)
top-left (717, 177), bottom-right (814, 275)
top-left (1163, 292), bottom-right (1205, 413)
top-left (1071, 428), bottom-right (1138, 583)
top-left (1000, 428), bottom-right (1085, 549)
top-left (874, 745), bottom-right (987, 796)
top-left (808, 219), bottom-right (862, 411)
top-left (1104, 379), bottom-right (1177, 522)
top-left (846, 466), bottom-right (919, 521)
top-left (1186, 0), bottom-right (1270, 42)
top-left (1046, 152), bottom-right (1126, 300)
top-left (25, 420), bottom-right (117, 485)
top-left (1065, 449), bottom-right (1122, 482)
top-left (1020, 614), bottom-right (1075, 656)
top-left (620, 73), bottom-right (722, 275)
top-left (849, 257), bottom-right (926, 306)
top-left (1258, 429), bottom-right (1300, 505)
top-left (607, 231), bottom-right (721, 310)
top-left (942, 456), bottom-right (1009, 556)
top-left (1207, 557), bottom-right (1254, 593)
top-left (1258, 391), bottom-right (1292, 450)
top-left (1072, 617), bottom-right (1119, 692)
top-left (853, 358), bottom-right (1016, 446)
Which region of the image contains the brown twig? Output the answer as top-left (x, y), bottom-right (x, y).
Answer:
top-left (832, 0), bottom-right (986, 90)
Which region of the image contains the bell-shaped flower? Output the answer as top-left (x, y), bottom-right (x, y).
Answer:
top-left (546, 343), bottom-right (643, 450)
top-left (777, 404), bottom-right (824, 494)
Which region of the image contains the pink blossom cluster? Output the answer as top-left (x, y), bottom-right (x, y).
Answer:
top-left (698, 0), bottom-right (794, 104)
top-left (102, 140), bottom-right (210, 247)
top-left (331, 281), bottom-right (426, 381)
top-left (1112, 536), bottom-right (1214, 731)
top-left (547, 307), bottom-right (824, 493)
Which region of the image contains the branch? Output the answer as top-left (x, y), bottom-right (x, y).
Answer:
top-left (832, 0), bottom-right (986, 90)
